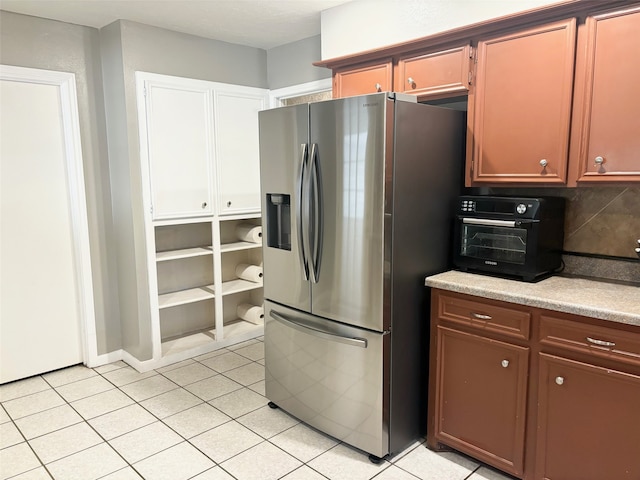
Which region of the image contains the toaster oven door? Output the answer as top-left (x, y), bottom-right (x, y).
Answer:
top-left (459, 218), bottom-right (531, 265)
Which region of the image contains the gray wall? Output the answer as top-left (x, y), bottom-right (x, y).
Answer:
top-left (267, 35), bottom-right (330, 89)
top-left (0, 11), bottom-right (122, 355)
top-left (101, 20), bottom-right (270, 361)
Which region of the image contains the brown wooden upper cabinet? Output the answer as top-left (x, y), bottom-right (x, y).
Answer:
top-left (468, 19), bottom-right (577, 185)
top-left (569, 6), bottom-right (640, 183)
top-left (333, 60), bottom-right (393, 98)
top-left (395, 44), bottom-right (472, 100)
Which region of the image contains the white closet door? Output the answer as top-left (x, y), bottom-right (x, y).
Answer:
top-left (144, 82), bottom-right (214, 220)
top-left (214, 89), bottom-right (267, 215)
top-left (0, 75), bottom-right (88, 383)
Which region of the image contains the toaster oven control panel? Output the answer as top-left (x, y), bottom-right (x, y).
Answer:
top-left (457, 196), bottom-right (544, 219)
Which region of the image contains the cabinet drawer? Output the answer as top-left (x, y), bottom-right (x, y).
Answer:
top-left (436, 292), bottom-right (530, 340)
top-left (396, 45), bottom-right (471, 98)
top-left (333, 61), bottom-right (393, 98)
top-left (540, 315), bottom-right (640, 368)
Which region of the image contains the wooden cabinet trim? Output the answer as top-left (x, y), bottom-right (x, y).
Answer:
top-left (437, 291), bottom-right (531, 341)
top-left (314, 1), bottom-right (631, 70)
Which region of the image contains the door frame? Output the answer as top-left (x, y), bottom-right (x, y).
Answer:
top-left (0, 64), bottom-right (97, 368)
top-left (269, 79), bottom-right (332, 108)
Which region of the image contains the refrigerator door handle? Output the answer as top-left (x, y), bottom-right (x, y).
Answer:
top-left (297, 143), bottom-right (310, 281)
top-left (269, 310), bottom-right (368, 348)
top-left (309, 143), bottom-right (323, 283)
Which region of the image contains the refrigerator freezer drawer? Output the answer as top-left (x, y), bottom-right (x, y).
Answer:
top-left (264, 300), bottom-right (389, 457)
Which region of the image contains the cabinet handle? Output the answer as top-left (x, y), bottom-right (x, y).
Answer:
top-left (375, 83), bottom-right (382, 91)
top-left (555, 376), bottom-right (564, 386)
top-left (586, 337), bottom-right (615, 348)
top-left (227, 201), bottom-right (232, 207)
top-left (501, 359), bottom-right (509, 368)
top-left (594, 156), bottom-right (605, 166)
top-left (471, 312), bottom-right (492, 320)
top-left (407, 77), bottom-right (415, 85)
top-left (539, 159), bottom-right (548, 168)
top-left (201, 202), bottom-right (207, 209)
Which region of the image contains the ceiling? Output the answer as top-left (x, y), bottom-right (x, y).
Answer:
top-left (0, 0), bottom-right (354, 50)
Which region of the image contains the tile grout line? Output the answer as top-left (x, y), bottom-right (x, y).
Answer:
top-left (4, 338), bottom-right (462, 480)
top-left (565, 187), bottom-right (628, 240)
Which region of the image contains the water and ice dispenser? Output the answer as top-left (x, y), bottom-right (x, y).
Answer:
top-left (266, 194), bottom-right (291, 250)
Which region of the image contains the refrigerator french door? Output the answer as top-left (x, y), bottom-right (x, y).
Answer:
top-left (259, 93), bottom-right (465, 459)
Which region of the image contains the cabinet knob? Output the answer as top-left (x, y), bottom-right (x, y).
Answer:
top-left (407, 77), bottom-right (415, 85)
top-left (539, 159), bottom-right (548, 168)
top-left (501, 359), bottom-right (509, 368)
top-left (594, 156), bottom-right (605, 165)
top-left (201, 202), bottom-right (207, 209)
top-left (227, 201), bottom-right (232, 207)
top-left (555, 376), bottom-right (564, 386)
top-left (375, 83), bottom-right (382, 92)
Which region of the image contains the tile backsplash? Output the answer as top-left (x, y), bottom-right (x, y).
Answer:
top-left (487, 186), bottom-right (639, 260)
top-left (561, 186), bottom-right (639, 259)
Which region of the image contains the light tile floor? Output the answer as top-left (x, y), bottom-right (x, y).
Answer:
top-left (1, 338), bottom-right (515, 480)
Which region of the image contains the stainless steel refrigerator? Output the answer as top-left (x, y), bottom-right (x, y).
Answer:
top-left (259, 92), bottom-right (464, 460)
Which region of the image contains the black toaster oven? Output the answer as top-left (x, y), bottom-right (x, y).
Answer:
top-left (453, 196), bottom-right (566, 281)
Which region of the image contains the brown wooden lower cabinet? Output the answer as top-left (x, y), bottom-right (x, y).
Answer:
top-left (535, 353), bottom-right (640, 480)
top-left (435, 326), bottom-right (529, 476)
top-left (428, 289), bottom-right (640, 480)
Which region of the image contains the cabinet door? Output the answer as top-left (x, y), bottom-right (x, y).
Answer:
top-left (333, 61), bottom-right (392, 97)
top-left (536, 353), bottom-right (640, 480)
top-left (214, 88), bottom-right (267, 215)
top-left (144, 80), bottom-right (214, 219)
top-left (572, 7), bottom-right (640, 182)
top-left (470, 19), bottom-right (576, 184)
top-left (396, 45), bottom-right (471, 99)
top-left (435, 326), bottom-right (529, 476)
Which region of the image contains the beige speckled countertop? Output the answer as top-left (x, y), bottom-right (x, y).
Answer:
top-left (425, 270), bottom-right (640, 326)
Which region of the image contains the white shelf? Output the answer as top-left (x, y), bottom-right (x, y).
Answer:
top-left (218, 278), bottom-right (263, 296)
top-left (161, 329), bottom-right (216, 357)
top-left (158, 285), bottom-right (215, 309)
top-left (219, 212), bottom-right (261, 221)
top-left (223, 318), bottom-right (264, 338)
top-left (220, 241), bottom-right (261, 253)
top-left (156, 246), bottom-right (213, 262)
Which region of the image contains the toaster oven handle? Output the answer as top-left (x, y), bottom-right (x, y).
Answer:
top-left (462, 218), bottom-right (516, 228)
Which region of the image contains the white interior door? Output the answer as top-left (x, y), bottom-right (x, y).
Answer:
top-left (0, 66), bottom-right (94, 384)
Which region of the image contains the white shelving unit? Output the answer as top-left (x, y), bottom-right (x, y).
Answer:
top-left (134, 72), bottom-right (268, 371)
top-left (148, 215), bottom-right (264, 367)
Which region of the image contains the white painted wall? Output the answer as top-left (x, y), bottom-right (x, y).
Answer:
top-left (321, 0), bottom-right (563, 59)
